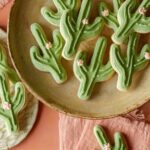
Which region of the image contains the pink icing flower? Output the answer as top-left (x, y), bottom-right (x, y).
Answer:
top-left (82, 18), bottom-right (89, 25)
top-left (103, 143), bottom-right (111, 150)
top-left (77, 59), bottom-right (84, 66)
top-left (145, 52), bottom-right (150, 60)
top-left (0, 0), bottom-right (10, 9)
top-left (45, 42), bottom-right (52, 49)
top-left (2, 102), bottom-right (12, 110)
top-left (102, 10), bottom-right (109, 17)
top-left (139, 7), bottom-right (147, 15)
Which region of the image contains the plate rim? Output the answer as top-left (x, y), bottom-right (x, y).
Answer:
top-left (7, 0), bottom-right (150, 119)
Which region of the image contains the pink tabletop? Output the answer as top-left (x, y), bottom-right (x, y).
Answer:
top-left (0, 2), bottom-right (59, 150)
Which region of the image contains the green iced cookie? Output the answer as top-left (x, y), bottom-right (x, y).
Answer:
top-left (94, 125), bottom-right (127, 150)
top-left (60, 0), bottom-right (104, 60)
top-left (0, 72), bottom-right (25, 134)
top-left (0, 44), bottom-right (19, 83)
top-left (41, 0), bottom-right (81, 26)
top-left (110, 33), bottom-right (150, 91)
top-left (73, 37), bottom-right (114, 100)
top-left (99, 0), bottom-right (150, 44)
top-left (30, 23), bottom-right (67, 84)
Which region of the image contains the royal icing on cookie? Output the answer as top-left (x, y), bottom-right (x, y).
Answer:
top-left (41, 0), bottom-right (81, 26)
top-left (30, 23), bottom-right (67, 84)
top-left (99, 1), bottom-right (119, 31)
top-left (0, 44), bottom-right (19, 83)
top-left (73, 37), bottom-right (114, 100)
top-left (94, 125), bottom-right (127, 150)
top-left (0, 72), bottom-right (25, 134)
top-left (99, 0), bottom-right (150, 44)
top-left (60, 0), bottom-right (104, 60)
top-left (110, 33), bottom-right (150, 91)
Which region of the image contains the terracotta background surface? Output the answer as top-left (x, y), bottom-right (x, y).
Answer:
top-left (0, 1), bottom-right (60, 150)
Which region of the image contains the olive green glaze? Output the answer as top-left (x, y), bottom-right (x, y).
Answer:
top-left (94, 125), bottom-right (127, 150)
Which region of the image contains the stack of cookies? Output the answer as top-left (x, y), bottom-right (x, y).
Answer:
top-left (30, 0), bottom-right (150, 100)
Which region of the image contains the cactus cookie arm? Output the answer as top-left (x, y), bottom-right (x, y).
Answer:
top-left (134, 44), bottom-right (150, 71)
top-left (12, 82), bottom-right (25, 114)
top-left (94, 125), bottom-right (111, 149)
top-left (81, 17), bottom-right (104, 40)
top-left (30, 46), bottom-right (51, 72)
top-left (41, 0), bottom-right (81, 26)
top-left (98, 62), bottom-right (114, 82)
top-left (76, 0), bottom-right (92, 29)
top-left (41, 7), bottom-right (60, 26)
top-left (73, 51), bottom-right (88, 80)
top-left (117, 0), bottom-right (136, 26)
top-left (113, 0), bottom-right (123, 13)
top-left (114, 132), bottom-right (127, 150)
top-left (0, 44), bottom-right (19, 83)
top-left (134, 17), bottom-right (150, 33)
top-left (99, 2), bottom-right (118, 30)
top-left (51, 30), bottom-right (65, 57)
top-left (0, 44), bottom-right (7, 64)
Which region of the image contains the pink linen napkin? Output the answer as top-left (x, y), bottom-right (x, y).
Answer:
top-left (59, 101), bottom-right (150, 150)
top-left (0, 0), bottom-right (10, 9)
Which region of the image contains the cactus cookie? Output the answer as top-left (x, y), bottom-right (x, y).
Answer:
top-left (74, 37), bottom-right (114, 100)
top-left (94, 125), bottom-right (128, 150)
top-left (30, 23), bottom-right (67, 84)
top-left (0, 44), bottom-right (19, 83)
top-left (60, 0), bottom-right (104, 60)
top-left (110, 33), bottom-right (150, 91)
top-left (0, 43), bottom-right (25, 134)
top-left (99, 0), bottom-right (150, 44)
top-left (113, 0), bottom-right (150, 44)
top-left (0, 72), bottom-right (25, 134)
top-left (99, 0), bottom-right (121, 31)
top-left (41, 0), bottom-right (81, 26)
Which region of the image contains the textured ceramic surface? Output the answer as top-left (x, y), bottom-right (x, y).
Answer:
top-left (8, 0), bottom-right (150, 119)
top-left (0, 29), bottom-right (39, 150)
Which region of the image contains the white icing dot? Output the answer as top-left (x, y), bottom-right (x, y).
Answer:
top-left (82, 18), bottom-right (89, 25)
top-left (145, 52), bottom-right (150, 60)
top-left (103, 143), bottom-right (111, 150)
top-left (102, 9), bottom-right (109, 17)
top-left (45, 42), bottom-right (52, 49)
top-left (139, 7), bottom-right (147, 15)
top-left (2, 102), bottom-right (12, 110)
top-left (77, 59), bottom-right (84, 66)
